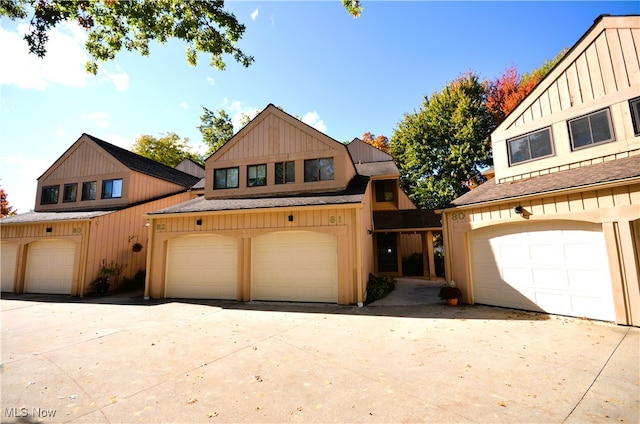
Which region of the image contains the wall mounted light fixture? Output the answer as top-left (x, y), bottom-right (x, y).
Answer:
top-left (514, 206), bottom-right (523, 215)
top-left (45, 227), bottom-right (52, 233)
top-left (288, 214), bottom-right (294, 222)
top-left (196, 219), bottom-right (202, 226)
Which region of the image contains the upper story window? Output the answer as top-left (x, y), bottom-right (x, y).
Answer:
top-left (275, 161), bottom-right (295, 184)
top-left (304, 158), bottom-right (334, 182)
top-left (41, 185), bottom-right (59, 204)
top-left (375, 180), bottom-right (395, 202)
top-left (568, 108), bottom-right (615, 150)
top-left (101, 179), bottom-right (123, 199)
top-left (629, 97), bottom-right (640, 136)
top-left (82, 181), bottom-right (97, 201)
top-left (247, 164), bottom-right (267, 187)
top-left (214, 167), bottom-right (239, 189)
top-left (508, 128), bottom-right (554, 165)
top-left (63, 183), bottom-right (77, 203)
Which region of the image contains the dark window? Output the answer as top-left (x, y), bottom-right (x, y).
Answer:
top-left (101, 179), bottom-right (123, 199)
top-left (41, 185), bottom-right (59, 204)
top-left (63, 183), bottom-right (77, 203)
top-left (628, 97), bottom-right (640, 136)
top-left (375, 180), bottom-right (395, 202)
top-left (568, 108), bottom-right (615, 150)
top-left (376, 232), bottom-right (398, 272)
top-left (508, 128), bottom-right (554, 165)
top-left (304, 158), bottom-right (334, 182)
top-left (214, 167), bottom-right (239, 189)
top-left (275, 161), bottom-right (295, 184)
top-left (247, 164), bottom-right (267, 187)
top-left (82, 181), bottom-right (97, 201)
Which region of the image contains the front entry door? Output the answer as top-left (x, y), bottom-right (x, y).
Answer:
top-left (376, 233), bottom-right (398, 273)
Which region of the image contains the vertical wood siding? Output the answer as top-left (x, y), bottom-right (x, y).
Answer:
top-left (509, 26), bottom-right (640, 131)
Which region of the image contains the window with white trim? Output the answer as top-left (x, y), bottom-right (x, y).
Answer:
top-left (568, 108), bottom-right (615, 150)
top-left (508, 128), bottom-right (554, 165)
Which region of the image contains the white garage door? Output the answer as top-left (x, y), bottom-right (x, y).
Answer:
top-left (471, 221), bottom-right (615, 321)
top-left (252, 231), bottom-right (338, 303)
top-left (25, 239), bottom-right (75, 294)
top-left (166, 235), bottom-right (238, 299)
top-left (1, 242), bottom-right (18, 292)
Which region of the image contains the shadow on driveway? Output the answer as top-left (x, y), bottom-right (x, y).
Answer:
top-left (1, 277), bottom-right (554, 322)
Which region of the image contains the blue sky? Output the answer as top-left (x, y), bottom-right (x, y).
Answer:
top-left (1, 1), bottom-right (638, 213)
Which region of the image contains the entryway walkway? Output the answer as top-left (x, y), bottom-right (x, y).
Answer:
top-left (369, 276), bottom-right (446, 306)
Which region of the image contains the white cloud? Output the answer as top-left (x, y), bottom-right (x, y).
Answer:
top-left (0, 21), bottom-right (89, 90)
top-left (179, 101), bottom-right (189, 110)
top-left (0, 154), bottom-right (51, 212)
top-left (101, 67), bottom-right (129, 91)
top-left (56, 126), bottom-right (68, 138)
top-left (301, 111), bottom-right (327, 133)
top-left (103, 133), bottom-right (135, 150)
top-left (222, 99), bottom-right (260, 132)
top-left (206, 77), bottom-right (215, 86)
top-left (84, 112), bottom-right (110, 128)
top-left (251, 8), bottom-right (260, 21)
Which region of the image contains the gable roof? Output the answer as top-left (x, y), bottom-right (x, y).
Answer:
top-left (208, 104), bottom-right (350, 163)
top-left (347, 138), bottom-right (394, 163)
top-left (84, 134), bottom-right (201, 188)
top-left (495, 15), bottom-right (640, 134)
top-left (150, 175), bottom-right (370, 215)
top-left (448, 154), bottom-right (640, 208)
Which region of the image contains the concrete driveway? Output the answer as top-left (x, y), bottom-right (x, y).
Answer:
top-left (1, 282), bottom-right (638, 423)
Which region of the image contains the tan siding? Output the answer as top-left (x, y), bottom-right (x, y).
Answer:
top-left (586, 42), bottom-right (605, 99)
top-left (45, 141), bottom-right (124, 180)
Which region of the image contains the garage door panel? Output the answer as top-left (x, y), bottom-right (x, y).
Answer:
top-left (472, 222), bottom-right (615, 321)
top-left (253, 231), bottom-right (338, 303)
top-left (1, 242), bottom-right (18, 292)
top-left (25, 240), bottom-right (75, 294)
top-left (166, 236), bottom-right (237, 300)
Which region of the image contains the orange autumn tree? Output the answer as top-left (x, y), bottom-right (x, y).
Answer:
top-left (487, 49), bottom-right (567, 125)
top-left (362, 132), bottom-right (390, 153)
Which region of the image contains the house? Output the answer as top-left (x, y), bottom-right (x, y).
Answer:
top-left (440, 15), bottom-right (640, 326)
top-left (144, 104), bottom-right (441, 305)
top-left (0, 133), bottom-right (201, 295)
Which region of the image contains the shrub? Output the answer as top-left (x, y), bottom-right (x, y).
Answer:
top-left (365, 273), bottom-right (397, 305)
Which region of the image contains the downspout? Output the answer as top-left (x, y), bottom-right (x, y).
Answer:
top-left (354, 206), bottom-right (364, 307)
top-left (144, 216), bottom-right (154, 300)
top-left (78, 220), bottom-right (92, 297)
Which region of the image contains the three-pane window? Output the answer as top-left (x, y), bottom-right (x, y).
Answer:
top-left (63, 183), bottom-right (77, 202)
top-left (214, 167), bottom-right (239, 189)
top-left (275, 161), bottom-right (295, 184)
top-left (304, 158), bottom-right (334, 182)
top-left (82, 181), bottom-right (97, 201)
top-left (101, 179), bottom-right (123, 199)
top-left (247, 164), bottom-right (267, 187)
top-left (508, 128), bottom-right (554, 165)
top-left (41, 185), bottom-right (59, 204)
top-left (568, 108), bottom-right (615, 150)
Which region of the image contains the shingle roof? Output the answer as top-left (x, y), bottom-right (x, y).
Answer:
top-left (355, 161), bottom-right (399, 177)
top-left (373, 209), bottom-right (442, 230)
top-left (84, 134), bottom-right (201, 188)
top-left (0, 211), bottom-right (113, 224)
top-left (449, 155), bottom-right (640, 208)
top-left (150, 175), bottom-right (370, 214)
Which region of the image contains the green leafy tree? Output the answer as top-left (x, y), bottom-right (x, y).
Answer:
top-left (390, 73), bottom-right (494, 209)
top-left (131, 133), bottom-right (201, 167)
top-left (0, 0), bottom-right (254, 74)
top-left (198, 107), bottom-right (234, 157)
top-left (1, 187), bottom-right (17, 217)
top-left (342, 0), bottom-right (363, 17)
